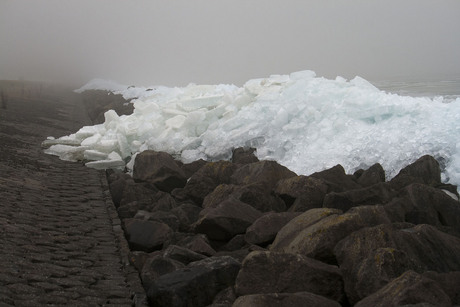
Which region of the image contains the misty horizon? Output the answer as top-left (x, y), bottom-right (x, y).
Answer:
top-left (1, 1), bottom-right (460, 87)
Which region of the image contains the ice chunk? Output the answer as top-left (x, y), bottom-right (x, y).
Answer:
top-left (46, 70), bottom-right (460, 192)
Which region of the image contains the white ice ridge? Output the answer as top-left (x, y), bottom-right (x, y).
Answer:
top-left (44, 70), bottom-right (460, 188)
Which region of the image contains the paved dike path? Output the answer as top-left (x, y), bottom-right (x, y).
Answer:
top-left (0, 84), bottom-right (146, 306)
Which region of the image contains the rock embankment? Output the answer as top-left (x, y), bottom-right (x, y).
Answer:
top-left (106, 149), bottom-right (460, 307)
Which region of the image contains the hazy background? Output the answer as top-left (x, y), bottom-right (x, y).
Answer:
top-left (1, 0), bottom-right (459, 87)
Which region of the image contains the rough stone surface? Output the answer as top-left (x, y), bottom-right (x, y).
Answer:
top-left (334, 223), bottom-right (460, 305)
top-left (354, 271), bottom-right (451, 307)
top-left (0, 85), bottom-right (146, 305)
top-left (235, 251), bottom-right (345, 304)
top-left (147, 256), bottom-right (241, 307)
top-left (275, 175), bottom-right (328, 208)
top-left (389, 155), bottom-right (442, 190)
top-left (233, 292), bottom-right (341, 307)
top-left (133, 150), bottom-right (187, 192)
top-left (354, 163), bottom-right (386, 187)
top-left (193, 199), bottom-right (263, 241)
top-left (271, 205), bottom-right (391, 264)
top-left (310, 164), bottom-right (361, 192)
top-left (230, 160), bottom-right (297, 190)
top-left (245, 212), bottom-right (301, 246)
top-left (124, 219), bottom-right (173, 252)
top-left (322, 182), bottom-right (396, 212)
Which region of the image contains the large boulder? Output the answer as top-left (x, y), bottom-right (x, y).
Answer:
top-left (174, 233), bottom-right (216, 257)
top-left (230, 160), bottom-right (296, 190)
top-left (245, 212), bottom-right (302, 246)
top-left (423, 271), bottom-right (460, 305)
top-left (133, 150), bottom-right (187, 192)
top-left (123, 219), bottom-right (173, 252)
top-left (322, 182), bottom-right (396, 212)
top-left (180, 161), bottom-right (239, 205)
top-left (170, 202), bottom-right (202, 232)
top-left (334, 223), bottom-right (460, 305)
top-left (310, 164), bottom-right (361, 192)
top-left (147, 256), bottom-right (240, 307)
top-left (193, 198), bottom-right (262, 241)
top-left (274, 175), bottom-right (328, 209)
top-left (233, 292), bottom-right (341, 307)
top-left (271, 208), bottom-right (341, 252)
top-left (354, 271), bottom-right (451, 307)
top-left (107, 171), bottom-right (134, 207)
top-left (234, 251), bottom-right (345, 304)
top-left (389, 155), bottom-right (441, 190)
top-left (354, 163), bottom-right (386, 187)
top-left (162, 245), bottom-right (207, 265)
top-left (384, 183), bottom-right (460, 234)
top-left (203, 183), bottom-right (286, 212)
top-left (271, 205), bottom-right (391, 264)
top-left (231, 147), bottom-right (259, 164)
top-left (140, 254), bottom-right (185, 293)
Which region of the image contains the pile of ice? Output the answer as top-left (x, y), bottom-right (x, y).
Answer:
top-left (43, 70), bottom-right (460, 188)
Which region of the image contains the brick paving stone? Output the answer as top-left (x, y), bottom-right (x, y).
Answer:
top-left (0, 84), bottom-right (147, 306)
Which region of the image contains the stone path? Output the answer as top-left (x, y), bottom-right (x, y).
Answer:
top-left (0, 84), bottom-right (146, 306)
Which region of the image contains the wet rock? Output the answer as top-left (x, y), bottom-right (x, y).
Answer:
top-left (231, 147), bottom-right (259, 164)
top-left (234, 251), bottom-right (345, 304)
top-left (124, 219), bottom-right (173, 252)
top-left (233, 292), bottom-right (341, 307)
top-left (147, 256), bottom-right (240, 307)
top-left (271, 208), bottom-right (341, 252)
top-left (133, 151), bottom-right (187, 192)
top-left (107, 171), bottom-right (133, 207)
top-left (322, 182), bottom-right (396, 212)
top-left (230, 160), bottom-right (296, 190)
top-left (389, 155), bottom-right (441, 190)
top-left (271, 205), bottom-right (391, 264)
top-left (170, 202), bottom-right (202, 232)
top-left (310, 164), bottom-right (361, 192)
top-left (134, 210), bottom-right (180, 231)
top-left (141, 254), bottom-right (185, 293)
top-left (180, 159), bottom-right (207, 178)
top-left (203, 183), bottom-right (286, 213)
top-left (354, 163), bottom-right (386, 187)
top-left (174, 233), bottom-right (216, 257)
top-left (275, 175), bottom-right (328, 209)
top-left (245, 212), bottom-right (301, 246)
top-left (423, 271), bottom-right (460, 305)
top-left (384, 183), bottom-right (460, 234)
top-left (181, 161), bottom-right (239, 205)
top-left (334, 223), bottom-right (460, 304)
top-left (193, 198), bottom-right (262, 241)
top-left (162, 245), bottom-right (207, 265)
top-left (354, 271), bottom-right (451, 307)
top-left (119, 182), bottom-right (159, 207)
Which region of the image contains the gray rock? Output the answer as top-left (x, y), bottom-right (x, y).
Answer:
top-left (133, 150), bottom-right (187, 192)
top-left (124, 219), bottom-right (173, 252)
top-left (234, 251), bottom-right (345, 304)
top-left (275, 175), bottom-right (328, 208)
top-left (334, 223), bottom-right (460, 305)
top-left (245, 212), bottom-right (301, 246)
top-left (147, 256), bottom-right (240, 307)
top-left (354, 271), bottom-right (451, 307)
top-left (271, 205), bottom-right (391, 264)
top-left (194, 198), bottom-right (262, 241)
top-left (233, 292), bottom-right (341, 307)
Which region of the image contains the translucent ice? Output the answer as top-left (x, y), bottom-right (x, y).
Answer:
top-left (45, 71), bottom-right (460, 189)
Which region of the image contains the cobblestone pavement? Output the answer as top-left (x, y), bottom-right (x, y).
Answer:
top-left (0, 85), bottom-right (146, 306)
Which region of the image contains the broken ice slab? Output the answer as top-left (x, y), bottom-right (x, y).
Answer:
top-left (41, 138), bottom-right (81, 149)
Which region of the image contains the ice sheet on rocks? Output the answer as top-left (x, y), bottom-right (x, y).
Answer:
top-left (46, 70), bottom-right (460, 189)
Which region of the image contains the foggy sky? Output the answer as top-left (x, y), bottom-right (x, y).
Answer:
top-left (1, 0), bottom-right (460, 87)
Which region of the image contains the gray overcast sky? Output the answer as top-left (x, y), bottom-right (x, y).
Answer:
top-left (1, 0), bottom-right (460, 86)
